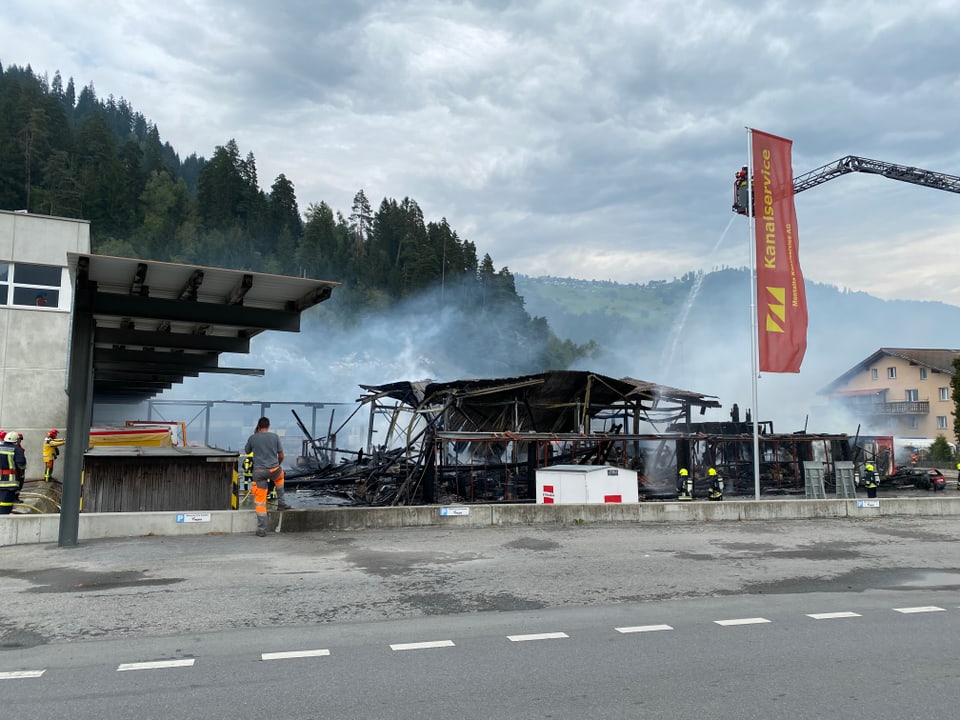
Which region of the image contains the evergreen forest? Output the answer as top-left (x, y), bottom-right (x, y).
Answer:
top-left (0, 62), bottom-right (593, 373)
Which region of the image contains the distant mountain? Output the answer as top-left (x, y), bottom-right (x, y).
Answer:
top-left (516, 269), bottom-right (960, 433)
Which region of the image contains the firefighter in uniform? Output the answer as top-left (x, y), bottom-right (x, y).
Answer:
top-left (43, 429), bottom-right (66, 482)
top-left (863, 463), bottom-right (879, 499)
top-left (0, 432), bottom-right (25, 514)
top-left (677, 467), bottom-right (693, 501)
top-left (242, 452), bottom-right (254, 495)
top-left (707, 467), bottom-right (723, 501)
top-left (955, 462), bottom-right (960, 491)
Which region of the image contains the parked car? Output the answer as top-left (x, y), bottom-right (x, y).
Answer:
top-left (928, 468), bottom-right (948, 491)
top-left (884, 467), bottom-right (946, 490)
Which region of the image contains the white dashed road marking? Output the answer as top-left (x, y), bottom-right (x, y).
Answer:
top-left (261, 649), bottom-right (331, 661)
top-left (807, 612), bottom-right (862, 620)
top-left (507, 632), bottom-right (569, 642)
top-left (6, 602), bottom-right (954, 680)
top-left (616, 624), bottom-right (674, 634)
top-left (0, 670), bottom-right (45, 680)
top-left (117, 659), bottom-right (196, 672)
top-left (390, 640), bottom-right (455, 651)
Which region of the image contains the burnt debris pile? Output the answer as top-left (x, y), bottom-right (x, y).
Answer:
top-left (284, 370), bottom-right (852, 505)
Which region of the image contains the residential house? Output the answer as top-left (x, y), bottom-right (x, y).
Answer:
top-left (820, 348), bottom-right (959, 443)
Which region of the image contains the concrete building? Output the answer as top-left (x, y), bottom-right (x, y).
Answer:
top-left (0, 210), bottom-right (90, 475)
top-left (820, 348), bottom-right (959, 442)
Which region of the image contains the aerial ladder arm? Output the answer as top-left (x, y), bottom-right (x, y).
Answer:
top-left (733, 155), bottom-right (960, 215)
top-left (792, 155), bottom-right (960, 195)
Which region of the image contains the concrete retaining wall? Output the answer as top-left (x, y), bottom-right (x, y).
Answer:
top-left (0, 510), bottom-right (256, 546)
top-left (2, 497), bottom-right (959, 546)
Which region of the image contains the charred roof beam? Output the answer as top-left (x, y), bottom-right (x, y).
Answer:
top-left (95, 369), bottom-right (185, 384)
top-left (227, 274), bottom-right (253, 305)
top-left (92, 362), bottom-right (201, 377)
top-left (197, 366), bottom-right (265, 376)
top-left (94, 327), bottom-right (250, 353)
top-left (287, 285), bottom-right (333, 312)
top-left (92, 292), bottom-right (300, 332)
top-left (179, 270), bottom-right (204, 301)
top-left (94, 347), bottom-right (220, 369)
top-left (130, 263), bottom-right (149, 296)
top-left (96, 380), bottom-right (173, 393)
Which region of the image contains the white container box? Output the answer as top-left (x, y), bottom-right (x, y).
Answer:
top-left (536, 465), bottom-right (639, 504)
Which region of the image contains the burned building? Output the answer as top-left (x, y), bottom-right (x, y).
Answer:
top-left (297, 370), bottom-right (718, 503)
top-left (291, 370), bottom-right (854, 505)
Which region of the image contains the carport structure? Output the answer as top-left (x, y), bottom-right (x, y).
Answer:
top-left (59, 253), bottom-right (339, 546)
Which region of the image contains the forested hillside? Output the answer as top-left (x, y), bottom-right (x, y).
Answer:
top-left (0, 61), bottom-right (590, 374)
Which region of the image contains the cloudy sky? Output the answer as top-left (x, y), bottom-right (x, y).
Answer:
top-left (4, 0), bottom-right (960, 306)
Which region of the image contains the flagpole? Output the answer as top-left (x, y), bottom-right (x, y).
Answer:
top-left (747, 128), bottom-right (761, 500)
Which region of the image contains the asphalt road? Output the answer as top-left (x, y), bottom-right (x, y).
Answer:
top-left (2, 516), bottom-right (960, 644)
top-left (1, 516), bottom-right (959, 718)
top-left (2, 587), bottom-right (959, 719)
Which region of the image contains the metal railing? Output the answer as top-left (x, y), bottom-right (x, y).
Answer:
top-left (873, 401), bottom-right (929, 415)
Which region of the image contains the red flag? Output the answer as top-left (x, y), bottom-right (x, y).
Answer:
top-left (751, 130), bottom-right (807, 373)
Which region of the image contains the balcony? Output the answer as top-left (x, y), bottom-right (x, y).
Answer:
top-left (873, 400), bottom-right (929, 415)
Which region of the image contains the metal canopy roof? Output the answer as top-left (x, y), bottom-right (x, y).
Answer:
top-left (59, 253), bottom-right (341, 547)
top-left (67, 253), bottom-right (340, 402)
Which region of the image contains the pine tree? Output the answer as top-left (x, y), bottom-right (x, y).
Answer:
top-left (348, 189), bottom-right (373, 264)
top-left (197, 141), bottom-right (245, 232)
top-left (269, 173), bottom-right (302, 273)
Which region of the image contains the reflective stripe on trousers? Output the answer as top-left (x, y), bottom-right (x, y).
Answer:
top-left (252, 466), bottom-right (284, 533)
top-left (0, 489), bottom-right (16, 514)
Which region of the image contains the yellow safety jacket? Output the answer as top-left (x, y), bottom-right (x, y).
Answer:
top-left (242, 452), bottom-right (254, 489)
top-left (43, 437), bottom-right (65, 462)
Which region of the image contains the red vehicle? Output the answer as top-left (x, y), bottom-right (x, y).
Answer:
top-left (929, 469), bottom-right (948, 491)
top-left (883, 467), bottom-right (946, 491)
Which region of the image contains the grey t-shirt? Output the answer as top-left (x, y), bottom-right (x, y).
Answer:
top-left (244, 431), bottom-right (283, 469)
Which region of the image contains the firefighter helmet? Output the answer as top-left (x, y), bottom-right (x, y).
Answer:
top-left (678, 468), bottom-right (689, 476)
top-left (0, 430), bottom-right (5, 441)
top-left (47, 429), bottom-right (59, 438)
top-left (708, 468), bottom-right (718, 476)
top-left (5, 431), bottom-right (20, 444)
top-left (865, 463), bottom-right (874, 472)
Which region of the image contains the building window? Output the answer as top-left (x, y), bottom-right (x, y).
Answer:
top-left (940, 387), bottom-right (950, 401)
top-left (920, 368), bottom-right (928, 380)
top-left (907, 416), bottom-right (919, 429)
top-left (937, 416), bottom-right (948, 429)
top-left (905, 389), bottom-right (919, 402)
top-left (887, 367), bottom-right (897, 379)
top-left (871, 368), bottom-right (878, 380)
top-left (0, 262), bottom-right (63, 308)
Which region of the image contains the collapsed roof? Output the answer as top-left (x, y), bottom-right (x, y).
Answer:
top-left (359, 370), bottom-right (721, 435)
